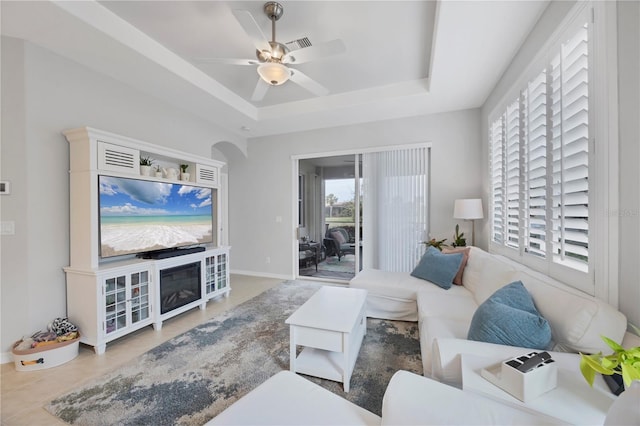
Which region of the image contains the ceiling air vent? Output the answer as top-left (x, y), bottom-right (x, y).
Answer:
top-left (285, 37), bottom-right (311, 51)
top-left (98, 142), bottom-right (139, 173)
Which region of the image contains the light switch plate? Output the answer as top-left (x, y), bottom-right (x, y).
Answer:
top-left (1, 221), bottom-right (15, 235)
top-left (0, 181), bottom-right (10, 194)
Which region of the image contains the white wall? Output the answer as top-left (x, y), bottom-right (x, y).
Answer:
top-left (228, 109), bottom-right (482, 278)
top-left (481, 1), bottom-right (640, 328)
top-left (616, 1), bottom-right (640, 329)
top-left (0, 37), bottom-right (243, 359)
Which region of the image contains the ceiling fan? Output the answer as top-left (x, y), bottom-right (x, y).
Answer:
top-left (196, 2), bottom-right (346, 102)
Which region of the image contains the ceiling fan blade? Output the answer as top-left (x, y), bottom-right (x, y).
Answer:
top-left (289, 69), bottom-right (329, 97)
top-left (193, 57), bottom-right (259, 66)
top-left (251, 78), bottom-right (270, 102)
top-left (283, 39), bottom-right (346, 64)
top-left (232, 9), bottom-right (271, 53)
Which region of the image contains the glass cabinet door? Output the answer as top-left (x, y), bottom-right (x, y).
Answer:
top-left (216, 254), bottom-right (227, 291)
top-left (104, 269), bottom-right (151, 335)
top-left (205, 256), bottom-right (216, 295)
top-left (105, 275), bottom-right (127, 334)
top-left (130, 271), bottom-right (150, 324)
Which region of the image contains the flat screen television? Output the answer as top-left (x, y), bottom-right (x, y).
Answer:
top-left (98, 175), bottom-right (214, 258)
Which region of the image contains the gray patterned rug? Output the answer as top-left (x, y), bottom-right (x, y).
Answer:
top-left (46, 281), bottom-right (422, 425)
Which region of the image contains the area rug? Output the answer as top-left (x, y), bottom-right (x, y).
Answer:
top-left (46, 281), bottom-right (422, 425)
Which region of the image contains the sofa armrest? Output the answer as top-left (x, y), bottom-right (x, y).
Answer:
top-left (431, 338), bottom-right (582, 388)
top-left (381, 370), bottom-right (562, 425)
top-left (622, 330), bottom-right (640, 348)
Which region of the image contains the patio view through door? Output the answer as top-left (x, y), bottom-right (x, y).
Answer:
top-left (296, 145), bottom-right (430, 281)
top-left (298, 155), bottom-right (362, 281)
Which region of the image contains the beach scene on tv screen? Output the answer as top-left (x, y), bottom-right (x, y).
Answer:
top-left (99, 176), bottom-right (213, 257)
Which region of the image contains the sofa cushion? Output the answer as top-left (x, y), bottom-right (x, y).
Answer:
top-left (467, 281), bottom-right (552, 350)
top-left (417, 290), bottom-right (476, 322)
top-left (330, 229), bottom-right (347, 244)
top-left (441, 247), bottom-right (470, 285)
top-left (515, 271), bottom-right (627, 354)
top-left (463, 247), bottom-right (518, 299)
top-left (411, 246), bottom-right (463, 289)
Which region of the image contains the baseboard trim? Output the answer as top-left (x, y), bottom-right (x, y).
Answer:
top-left (230, 269), bottom-right (292, 281)
top-left (1, 351), bottom-right (13, 365)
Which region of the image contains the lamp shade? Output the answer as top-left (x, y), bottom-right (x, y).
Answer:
top-left (257, 62), bottom-right (291, 86)
top-left (453, 199), bottom-right (484, 220)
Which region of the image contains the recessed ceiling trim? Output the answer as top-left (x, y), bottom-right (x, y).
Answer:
top-left (257, 78), bottom-right (431, 120)
top-left (52, 0), bottom-right (257, 119)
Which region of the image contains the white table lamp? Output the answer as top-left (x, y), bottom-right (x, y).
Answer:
top-left (453, 199), bottom-right (484, 246)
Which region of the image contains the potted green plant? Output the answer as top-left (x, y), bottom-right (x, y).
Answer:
top-left (452, 224), bottom-right (466, 247)
top-left (180, 164), bottom-right (190, 181)
top-left (139, 156), bottom-right (153, 176)
top-left (422, 238), bottom-right (448, 251)
top-left (580, 334), bottom-right (640, 389)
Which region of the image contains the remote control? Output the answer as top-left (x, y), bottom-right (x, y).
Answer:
top-left (516, 351), bottom-right (551, 372)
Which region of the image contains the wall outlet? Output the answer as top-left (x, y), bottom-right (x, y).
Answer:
top-left (265, 256), bottom-right (271, 264)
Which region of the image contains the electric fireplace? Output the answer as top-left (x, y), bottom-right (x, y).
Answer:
top-left (159, 262), bottom-right (201, 314)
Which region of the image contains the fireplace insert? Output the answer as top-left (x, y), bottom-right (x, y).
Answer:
top-left (159, 262), bottom-right (201, 315)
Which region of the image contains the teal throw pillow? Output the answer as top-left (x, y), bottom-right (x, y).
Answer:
top-left (467, 281), bottom-right (552, 350)
top-left (410, 246), bottom-right (463, 290)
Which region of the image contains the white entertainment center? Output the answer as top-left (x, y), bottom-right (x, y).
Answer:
top-left (63, 127), bottom-right (230, 354)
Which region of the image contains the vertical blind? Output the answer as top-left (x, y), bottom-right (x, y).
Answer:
top-left (362, 147), bottom-right (429, 272)
top-left (490, 22), bottom-right (590, 274)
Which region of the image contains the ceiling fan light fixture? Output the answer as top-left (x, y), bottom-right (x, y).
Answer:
top-left (257, 62), bottom-right (291, 86)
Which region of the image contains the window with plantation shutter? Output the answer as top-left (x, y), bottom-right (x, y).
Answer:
top-left (489, 17), bottom-right (591, 281)
top-left (550, 24), bottom-right (590, 272)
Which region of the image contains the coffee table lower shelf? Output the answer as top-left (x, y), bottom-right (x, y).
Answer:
top-left (294, 347), bottom-right (346, 383)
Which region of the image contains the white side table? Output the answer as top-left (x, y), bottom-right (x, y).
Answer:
top-left (286, 286), bottom-right (367, 392)
top-left (461, 353), bottom-right (616, 425)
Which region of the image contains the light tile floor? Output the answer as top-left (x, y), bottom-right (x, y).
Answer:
top-left (0, 275), bottom-right (283, 426)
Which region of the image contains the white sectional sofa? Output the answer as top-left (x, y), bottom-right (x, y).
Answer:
top-left (350, 246), bottom-right (639, 386)
top-left (208, 246), bottom-right (639, 425)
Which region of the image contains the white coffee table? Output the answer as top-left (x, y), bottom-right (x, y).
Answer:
top-left (285, 286), bottom-right (367, 392)
top-left (461, 353), bottom-right (616, 425)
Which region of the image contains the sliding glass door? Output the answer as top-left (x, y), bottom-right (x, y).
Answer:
top-left (296, 145), bottom-right (430, 280)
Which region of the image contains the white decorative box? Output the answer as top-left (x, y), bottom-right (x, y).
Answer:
top-left (480, 351), bottom-right (557, 403)
top-left (11, 336), bottom-right (80, 371)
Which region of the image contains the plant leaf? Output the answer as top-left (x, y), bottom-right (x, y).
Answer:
top-left (620, 363), bottom-right (636, 387)
top-left (581, 353), bottom-right (615, 375)
top-left (601, 335), bottom-right (625, 353)
top-left (580, 355), bottom-right (597, 387)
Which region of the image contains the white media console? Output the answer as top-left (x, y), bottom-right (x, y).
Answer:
top-left (63, 127), bottom-right (229, 354)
